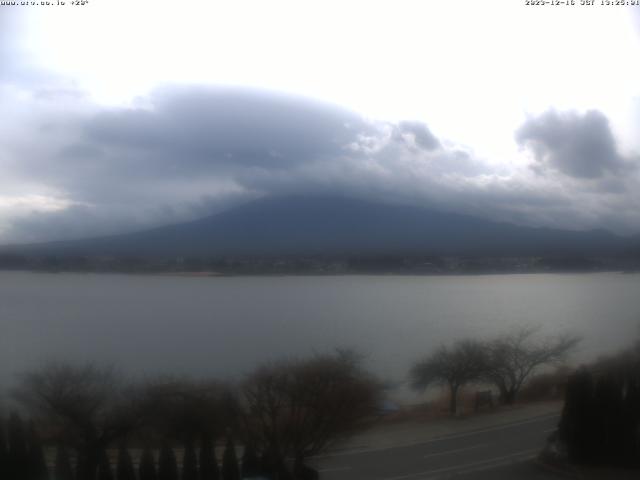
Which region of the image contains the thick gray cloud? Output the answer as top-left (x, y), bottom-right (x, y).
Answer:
top-left (3, 6), bottom-right (640, 243)
top-left (82, 86), bottom-right (374, 171)
top-left (36, 87), bottom-right (450, 196)
top-left (2, 83), bottom-right (640, 243)
top-left (2, 86), bottom-right (454, 241)
top-left (516, 110), bottom-right (632, 179)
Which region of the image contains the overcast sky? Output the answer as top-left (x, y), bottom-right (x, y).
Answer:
top-left (1, 0), bottom-right (640, 243)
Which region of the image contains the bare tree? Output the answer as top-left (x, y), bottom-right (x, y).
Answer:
top-left (140, 377), bottom-right (236, 442)
top-left (14, 363), bottom-right (146, 479)
top-left (242, 351), bottom-right (381, 473)
top-left (483, 326), bottom-right (580, 405)
top-left (410, 340), bottom-right (487, 415)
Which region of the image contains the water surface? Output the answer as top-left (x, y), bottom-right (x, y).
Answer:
top-left (1, 271), bottom-right (639, 399)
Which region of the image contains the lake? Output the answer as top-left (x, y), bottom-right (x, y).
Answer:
top-left (1, 271), bottom-right (639, 401)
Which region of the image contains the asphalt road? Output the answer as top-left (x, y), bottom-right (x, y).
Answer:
top-left (313, 413), bottom-right (564, 480)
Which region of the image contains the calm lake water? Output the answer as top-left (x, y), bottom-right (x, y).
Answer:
top-left (1, 271), bottom-right (639, 400)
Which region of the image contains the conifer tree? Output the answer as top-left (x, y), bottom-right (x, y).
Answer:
top-left (622, 375), bottom-right (640, 467)
top-left (182, 438), bottom-right (198, 480)
top-left (75, 451), bottom-right (90, 480)
top-left (97, 448), bottom-right (114, 480)
top-left (27, 422), bottom-right (49, 480)
top-left (157, 442), bottom-right (178, 480)
top-left (139, 447), bottom-right (157, 480)
top-left (221, 438), bottom-right (239, 480)
top-left (0, 418), bottom-right (9, 480)
top-left (116, 444), bottom-right (136, 480)
top-left (8, 412), bottom-right (30, 479)
top-left (259, 446), bottom-right (277, 479)
top-left (559, 368), bottom-right (595, 463)
top-left (53, 446), bottom-right (74, 480)
top-left (593, 374), bottom-right (625, 465)
top-left (240, 442), bottom-right (260, 479)
top-left (198, 433), bottom-right (219, 480)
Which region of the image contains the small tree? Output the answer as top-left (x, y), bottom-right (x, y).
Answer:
top-left (221, 437), bottom-right (240, 480)
top-left (157, 442), bottom-right (178, 480)
top-left (97, 448), bottom-right (114, 480)
top-left (559, 368), bottom-right (597, 463)
top-left (26, 422), bottom-right (49, 480)
top-left (138, 447), bottom-right (157, 480)
top-left (622, 374), bottom-right (640, 467)
top-left (54, 446), bottom-right (74, 480)
top-left (483, 327), bottom-right (580, 404)
top-left (592, 373), bottom-right (626, 465)
top-left (7, 412), bottom-right (29, 479)
top-left (411, 340), bottom-right (487, 415)
top-left (0, 419), bottom-right (8, 480)
top-left (240, 441), bottom-right (260, 478)
top-left (243, 350), bottom-right (380, 470)
top-left (182, 438), bottom-right (198, 480)
top-left (116, 444), bottom-right (136, 480)
top-left (15, 363), bottom-right (146, 479)
top-left (199, 433), bottom-right (219, 480)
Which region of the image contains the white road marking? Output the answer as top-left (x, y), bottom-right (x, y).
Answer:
top-left (423, 443), bottom-right (487, 459)
top-left (427, 450), bottom-right (539, 479)
top-left (381, 448), bottom-right (539, 480)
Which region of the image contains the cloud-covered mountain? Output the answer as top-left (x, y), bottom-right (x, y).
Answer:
top-left (3, 6), bottom-right (640, 244)
top-left (1, 83), bottom-right (640, 245)
top-left (4, 196), bottom-right (632, 259)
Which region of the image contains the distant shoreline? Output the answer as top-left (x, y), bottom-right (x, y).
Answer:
top-left (0, 268), bottom-right (633, 278)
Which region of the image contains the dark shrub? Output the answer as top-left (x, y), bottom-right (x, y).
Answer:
top-left (559, 359), bottom-right (640, 467)
top-left (240, 442), bottom-right (260, 478)
top-left (0, 419), bottom-right (7, 479)
top-left (97, 449), bottom-right (114, 480)
top-left (157, 442), bottom-right (178, 480)
top-left (139, 447), bottom-right (157, 480)
top-left (182, 438), bottom-right (198, 480)
top-left (116, 445), bottom-right (136, 480)
top-left (559, 368), bottom-right (595, 463)
top-left (199, 434), bottom-right (219, 480)
top-left (54, 446), bottom-right (74, 480)
top-left (221, 438), bottom-right (239, 480)
top-left (27, 422), bottom-right (49, 480)
top-left (8, 413), bottom-right (30, 479)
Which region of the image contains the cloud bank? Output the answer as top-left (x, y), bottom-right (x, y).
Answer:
top-left (1, 7), bottom-right (639, 243)
top-left (1, 83), bottom-right (639, 243)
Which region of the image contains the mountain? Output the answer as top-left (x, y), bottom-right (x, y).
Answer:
top-left (0, 196), bottom-right (634, 259)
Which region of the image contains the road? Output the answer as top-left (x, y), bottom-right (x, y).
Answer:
top-left (313, 413), bottom-right (565, 480)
